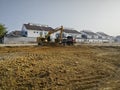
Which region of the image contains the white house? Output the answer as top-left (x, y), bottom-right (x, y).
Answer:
top-left (63, 29), bottom-right (84, 43)
top-left (80, 30), bottom-right (100, 43)
top-left (96, 32), bottom-right (114, 43)
top-left (80, 31), bottom-right (114, 43)
top-left (115, 36), bottom-right (120, 43)
top-left (63, 29), bottom-right (82, 38)
top-left (21, 23), bottom-right (83, 42)
top-left (96, 32), bottom-right (110, 39)
top-left (50, 28), bottom-right (82, 42)
top-left (80, 30), bottom-right (99, 39)
top-left (21, 23), bottom-right (54, 38)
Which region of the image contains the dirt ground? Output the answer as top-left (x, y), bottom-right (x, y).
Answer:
top-left (0, 45), bottom-right (120, 90)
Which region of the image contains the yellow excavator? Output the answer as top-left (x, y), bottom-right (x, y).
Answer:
top-left (37, 26), bottom-right (64, 45)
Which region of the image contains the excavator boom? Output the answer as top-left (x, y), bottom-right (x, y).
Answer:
top-left (37, 26), bottom-right (64, 45)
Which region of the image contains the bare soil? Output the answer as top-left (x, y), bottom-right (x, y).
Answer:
top-left (0, 45), bottom-right (120, 90)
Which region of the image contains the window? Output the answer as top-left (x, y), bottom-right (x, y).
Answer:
top-left (44, 32), bottom-right (47, 35)
top-left (25, 31), bottom-right (27, 35)
top-left (40, 32), bottom-right (43, 36)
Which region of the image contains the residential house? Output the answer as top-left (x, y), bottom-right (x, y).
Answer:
top-left (0, 37), bottom-right (4, 43)
top-left (7, 30), bottom-right (22, 37)
top-left (63, 29), bottom-right (81, 38)
top-left (81, 30), bottom-right (99, 39)
top-left (63, 29), bottom-right (84, 43)
top-left (51, 28), bottom-right (83, 42)
top-left (80, 30), bottom-right (100, 43)
top-left (115, 35), bottom-right (120, 43)
top-left (96, 32), bottom-right (114, 43)
top-left (4, 30), bottom-right (37, 44)
top-left (21, 23), bottom-right (54, 37)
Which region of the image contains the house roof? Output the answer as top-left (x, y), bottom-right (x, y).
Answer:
top-left (24, 23), bottom-right (54, 31)
top-left (7, 31), bottom-right (22, 37)
top-left (12, 31), bottom-right (21, 35)
top-left (116, 35), bottom-right (120, 38)
top-left (24, 23), bottom-right (81, 34)
top-left (81, 30), bottom-right (97, 36)
top-left (64, 29), bottom-right (81, 34)
top-left (96, 32), bottom-right (109, 37)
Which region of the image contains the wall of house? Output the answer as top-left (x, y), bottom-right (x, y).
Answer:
top-left (115, 37), bottom-right (120, 43)
top-left (81, 32), bottom-right (92, 39)
top-left (83, 39), bottom-right (104, 43)
top-left (21, 25), bottom-right (48, 37)
top-left (4, 37), bottom-right (37, 44)
top-left (76, 38), bottom-right (85, 43)
top-left (0, 38), bottom-right (4, 44)
top-left (21, 25), bottom-right (27, 37)
top-left (96, 33), bottom-right (113, 40)
top-left (80, 32), bottom-right (99, 39)
top-left (93, 35), bottom-right (99, 39)
top-left (27, 30), bottom-right (40, 37)
top-left (67, 33), bottom-right (80, 38)
top-left (76, 34), bottom-right (82, 38)
top-left (22, 29), bottom-right (48, 38)
top-left (116, 39), bottom-right (120, 43)
top-left (102, 39), bottom-right (110, 43)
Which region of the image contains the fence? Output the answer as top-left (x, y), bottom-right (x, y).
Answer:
top-left (4, 37), bottom-right (37, 44)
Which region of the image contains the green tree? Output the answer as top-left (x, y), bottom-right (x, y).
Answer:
top-left (0, 24), bottom-right (7, 38)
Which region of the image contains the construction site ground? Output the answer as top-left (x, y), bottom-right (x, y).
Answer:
top-left (0, 45), bottom-right (120, 90)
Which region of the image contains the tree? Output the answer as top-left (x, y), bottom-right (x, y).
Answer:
top-left (0, 24), bottom-right (7, 38)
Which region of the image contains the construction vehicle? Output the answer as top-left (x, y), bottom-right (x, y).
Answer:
top-left (37, 26), bottom-right (75, 46)
top-left (62, 36), bottom-right (76, 45)
top-left (37, 26), bottom-right (64, 45)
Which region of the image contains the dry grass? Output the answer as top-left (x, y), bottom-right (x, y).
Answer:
top-left (0, 45), bottom-right (120, 90)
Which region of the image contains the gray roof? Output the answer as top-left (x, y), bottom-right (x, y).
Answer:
top-left (97, 32), bottom-right (109, 37)
top-left (24, 23), bottom-right (54, 31)
top-left (24, 23), bottom-right (81, 34)
top-left (7, 31), bottom-right (22, 37)
top-left (64, 29), bottom-right (81, 34)
top-left (116, 35), bottom-right (120, 38)
top-left (81, 30), bottom-right (97, 36)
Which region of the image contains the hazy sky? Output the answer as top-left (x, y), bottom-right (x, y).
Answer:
top-left (0, 0), bottom-right (120, 36)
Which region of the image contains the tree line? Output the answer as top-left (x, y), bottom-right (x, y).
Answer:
top-left (0, 23), bottom-right (7, 38)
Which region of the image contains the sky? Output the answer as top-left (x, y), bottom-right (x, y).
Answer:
top-left (0, 0), bottom-right (120, 36)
